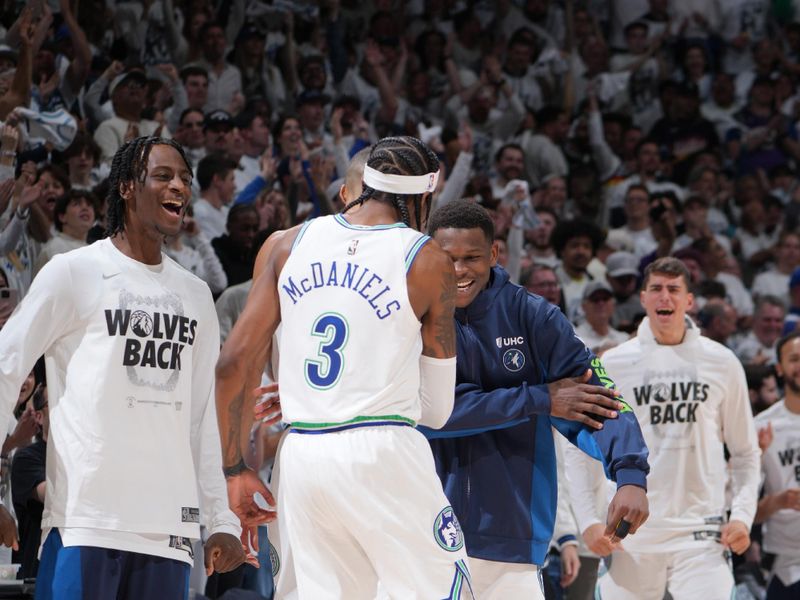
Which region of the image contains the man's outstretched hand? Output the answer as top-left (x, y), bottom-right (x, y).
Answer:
top-left (226, 468), bottom-right (276, 553)
top-left (548, 369), bottom-right (623, 429)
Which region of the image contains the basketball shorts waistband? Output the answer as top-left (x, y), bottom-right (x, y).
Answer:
top-left (289, 414), bottom-right (416, 434)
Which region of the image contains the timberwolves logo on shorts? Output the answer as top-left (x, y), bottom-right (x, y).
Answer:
top-left (269, 542), bottom-right (280, 578)
top-left (433, 506), bottom-right (464, 551)
top-left (503, 348), bottom-right (525, 372)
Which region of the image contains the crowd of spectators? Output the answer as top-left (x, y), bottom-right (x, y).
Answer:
top-left (2, 0), bottom-right (800, 598)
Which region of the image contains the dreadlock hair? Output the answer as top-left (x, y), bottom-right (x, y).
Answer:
top-left (341, 136), bottom-right (440, 231)
top-left (106, 137), bottom-right (192, 237)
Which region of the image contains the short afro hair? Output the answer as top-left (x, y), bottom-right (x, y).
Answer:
top-left (551, 218), bottom-right (605, 256)
top-left (427, 199), bottom-right (494, 243)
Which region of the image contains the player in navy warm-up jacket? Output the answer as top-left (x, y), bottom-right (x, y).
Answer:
top-left (423, 200), bottom-right (650, 598)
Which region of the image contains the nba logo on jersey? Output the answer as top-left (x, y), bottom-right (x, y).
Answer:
top-left (434, 507), bottom-right (464, 551)
top-left (503, 348), bottom-right (525, 372)
top-left (347, 240), bottom-right (359, 255)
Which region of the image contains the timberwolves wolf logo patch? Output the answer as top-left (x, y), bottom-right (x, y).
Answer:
top-left (503, 348), bottom-right (525, 372)
top-left (269, 542), bottom-right (280, 577)
top-left (434, 506), bottom-right (464, 551)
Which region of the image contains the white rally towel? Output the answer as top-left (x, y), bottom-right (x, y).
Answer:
top-left (15, 107), bottom-right (77, 151)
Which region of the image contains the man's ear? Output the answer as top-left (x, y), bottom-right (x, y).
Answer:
top-left (119, 180), bottom-right (134, 202)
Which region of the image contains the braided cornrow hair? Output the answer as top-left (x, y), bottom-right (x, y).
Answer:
top-left (106, 136), bottom-right (193, 237)
top-left (342, 136), bottom-right (440, 231)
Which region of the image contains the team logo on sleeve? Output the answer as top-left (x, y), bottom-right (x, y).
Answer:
top-left (269, 542), bottom-right (280, 577)
top-left (434, 506), bottom-right (464, 551)
top-left (503, 348), bottom-right (525, 372)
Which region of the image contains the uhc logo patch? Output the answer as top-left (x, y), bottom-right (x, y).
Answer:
top-left (433, 506), bottom-right (464, 551)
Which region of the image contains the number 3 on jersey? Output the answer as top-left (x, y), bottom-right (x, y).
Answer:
top-left (304, 313), bottom-right (349, 390)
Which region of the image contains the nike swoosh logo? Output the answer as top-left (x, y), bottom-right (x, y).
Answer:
top-left (102, 273), bottom-right (120, 279)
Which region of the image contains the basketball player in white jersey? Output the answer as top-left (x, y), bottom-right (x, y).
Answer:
top-left (216, 136), bottom-right (473, 598)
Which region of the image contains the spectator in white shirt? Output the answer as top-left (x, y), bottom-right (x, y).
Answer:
top-left (735, 296), bottom-right (786, 366)
top-left (752, 231), bottom-right (800, 305)
top-left (575, 280), bottom-right (629, 354)
top-left (193, 153), bottom-right (237, 241)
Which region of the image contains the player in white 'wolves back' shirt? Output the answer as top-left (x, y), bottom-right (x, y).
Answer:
top-left (216, 136), bottom-right (473, 598)
top-left (754, 331), bottom-right (800, 599)
top-left (0, 138), bottom-right (247, 598)
top-left (597, 256), bottom-right (761, 600)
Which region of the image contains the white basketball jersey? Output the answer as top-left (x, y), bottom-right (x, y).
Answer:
top-left (277, 214), bottom-right (430, 428)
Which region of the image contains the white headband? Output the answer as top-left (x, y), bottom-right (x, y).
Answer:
top-left (362, 164), bottom-right (440, 195)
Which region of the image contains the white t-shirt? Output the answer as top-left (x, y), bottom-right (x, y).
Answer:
top-left (0, 239), bottom-right (240, 563)
top-left (193, 197), bottom-right (229, 241)
top-left (575, 321), bottom-right (629, 354)
top-left (754, 400), bottom-right (800, 575)
top-left (602, 317), bottom-right (761, 553)
top-left (752, 270), bottom-right (790, 304)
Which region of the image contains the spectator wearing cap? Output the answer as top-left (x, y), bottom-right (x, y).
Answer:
top-left (230, 23), bottom-right (280, 109)
top-left (552, 218), bottom-right (605, 322)
top-left (519, 106), bottom-right (569, 188)
top-left (93, 69), bottom-right (165, 163)
top-left (197, 21), bottom-right (243, 114)
top-left (34, 189), bottom-right (95, 275)
top-left (649, 82), bottom-right (720, 185)
top-left (296, 90), bottom-right (332, 153)
top-left (575, 280), bottom-right (629, 355)
top-left (609, 184), bottom-right (657, 259)
top-left (194, 153), bottom-right (237, 240)
top-left (728, 76), bottom-right (800, 176)
top-left (735, 296), bottom-right (786, 366)
top-left (203, 109), bottom-right (235, 158)
top-left (701, 73), bottom-right (742, 141)
top-left (233, 108), bottom-right (272, 194)
top-left (165, 65), bottom-right (209, 134)
top-left (605, 250), bottom-right (644, 332)
top-left (173, 108), bottom-right (207, 168)
top-left (753, 230), bottom-right (800, 305)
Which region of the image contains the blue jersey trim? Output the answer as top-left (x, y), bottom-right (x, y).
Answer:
top-left (405, 234), bottom-right (430, 273)
top-left (334, 213), bottom-right (408, 231)
top-left (290, 219), bottom-right (314, 253)
top-left (289, 420), bottom-right (413, 434)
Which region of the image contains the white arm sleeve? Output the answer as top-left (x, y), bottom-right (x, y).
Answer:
top-left (563, 439), bottom-right (606, 535)
top-left (418, 355), bottom-right (456, 429)
top-left (191, 294), bottom-right (242, 537)
top-left (723, 357), bottom-right (761, 529)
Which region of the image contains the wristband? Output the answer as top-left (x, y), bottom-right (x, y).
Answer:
top-left (222, 458), bottom-right (247, 478)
